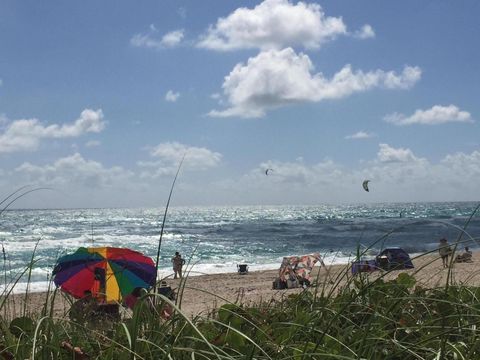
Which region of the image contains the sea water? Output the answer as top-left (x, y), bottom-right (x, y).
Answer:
top-left (1, 202), bottom-right (479, 293)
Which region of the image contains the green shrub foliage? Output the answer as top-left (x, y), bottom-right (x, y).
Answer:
top-left (2, 271), bottom-right (480, 359)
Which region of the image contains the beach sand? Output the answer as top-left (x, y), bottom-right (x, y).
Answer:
top-left (5, 251), bottom-right (480, 320)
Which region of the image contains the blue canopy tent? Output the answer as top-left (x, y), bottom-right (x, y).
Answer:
top-left (352, 247), bottom-right (414, 274)
top-left (376, 247), bottom-right (414, 270)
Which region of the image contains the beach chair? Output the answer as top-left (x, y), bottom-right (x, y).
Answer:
top-left (351, 259), bottom-right (378, 274)
top-left (237, 264), bottom-right (249, 275)
top-left (158, 282), bottom-right (176, 300)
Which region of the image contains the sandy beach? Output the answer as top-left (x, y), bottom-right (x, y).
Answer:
top-left (173, 251), bottom-right (480, 316)
top-left (5, 251), bottom-right (480, 320)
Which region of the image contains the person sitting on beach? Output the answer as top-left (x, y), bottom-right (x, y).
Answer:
top-left (69, 290), bottom-right (97, 323)
top-left (438, 238), bottom-right (452, 268)
top-left (124, 287), bottom-right (173, 320)
top-left (124, 287), bottom-right (144, 309)
top-left (455, 246), bottom-right (473, 263)
top-left (171, 252), bottom-right (186, 279)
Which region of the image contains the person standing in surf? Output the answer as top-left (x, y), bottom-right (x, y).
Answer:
top-left (171, 251), bottom-right (186, 279)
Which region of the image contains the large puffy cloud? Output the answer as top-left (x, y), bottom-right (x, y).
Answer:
top-left (138, 142), bottom-right (222, 178)
top-left (377, 143), bottom-right (421, 163)
top-left (197, 0), bottom-right (352, 51)
top-left (14, 153), bottom-right (132, 188)
top-left (209, 48), bottom-right (421, 118)
top-left (131, 26), bottom-right (184, 49)
top-left (384, 105), bottom-right (473, 126)
top-left (0, 109), bottom-right (105, 153)
top-left (441, 151), bottom-right (480, 177)
top-left (370, 144), bottom-right (430, 189)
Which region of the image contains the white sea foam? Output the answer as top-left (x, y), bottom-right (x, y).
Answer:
top-left (0, 255), bottom-right (354, 295)
top-left (31, 226), bottom-right (69, 234)
top-left (0, 281), bottom-right (53, 294)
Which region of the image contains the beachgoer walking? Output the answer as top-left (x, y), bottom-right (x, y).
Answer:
top-left (171, 251), bottom-right (186, 279)
top-left (439, 238), bottom-right (452, 268)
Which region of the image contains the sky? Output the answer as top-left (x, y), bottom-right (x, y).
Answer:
top-left (1, 0), bottom-right (479, 208)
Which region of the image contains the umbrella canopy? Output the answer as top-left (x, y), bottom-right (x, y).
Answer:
top-left (53, 247), bottom-right (156, 303)
top-left (278, 252), bottom-right (325, 282)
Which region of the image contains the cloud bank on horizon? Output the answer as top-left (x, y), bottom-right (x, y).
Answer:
top-left (0, 109), bottom-right (105, 153)
top-left (0, 0), bottom-right (478, 208)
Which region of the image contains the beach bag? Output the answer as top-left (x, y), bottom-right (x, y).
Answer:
top-left (272, 278), bottom-right (287, 290)
top-left (287, 279), bottom-right (299, 289)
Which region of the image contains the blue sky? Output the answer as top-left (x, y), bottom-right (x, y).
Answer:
top-left (1, 0), bottom-right (479, 208)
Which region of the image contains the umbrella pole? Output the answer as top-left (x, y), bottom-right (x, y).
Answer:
top-left (154, 154), bottom-right (186, 289)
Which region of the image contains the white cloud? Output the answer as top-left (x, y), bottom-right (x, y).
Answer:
top-left (197, 0), bottom-right (348, 51)
top-left (384, 104), bottom-right (473, 126)
top-left (218, 144), bottom-right (480, 204)
top-left (353, 24), bottom-right (375, 39)
top-left (377, 143), bottom-right (421, 163)
top-left (161, 30), bottom-right (185, 47)
top-left (138, 142), bottom-right (222, 178)
top-left (382, 66), bottom-right (422, 89)
top-left (0, 109), bottom-right (105, 153)
top-left (15, 153), bottom-right (132, 188)
top-left (6, 145), bottom-right (480, 206)
top-left (131, 28), bottom-right (184, 49)
top-left (225, 145), bottom-right (476, 204)
top-left (209, 48), bottom-right (421, 118)
top-left (441, 151), bottom-right (480, 178)
top-left (165, 90), bottom-right (180, 102)
top-left (345, 131), bottom-right (375, 140)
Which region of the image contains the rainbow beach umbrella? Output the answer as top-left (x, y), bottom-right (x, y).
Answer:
top-left (53, 247), bottom-right (156, 303)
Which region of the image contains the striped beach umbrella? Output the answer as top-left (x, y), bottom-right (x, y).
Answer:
top-left (52, 247), bottom-right (156, 303)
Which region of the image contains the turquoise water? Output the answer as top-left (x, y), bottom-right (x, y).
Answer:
top-left (1, 202), bottom-right (479, 292)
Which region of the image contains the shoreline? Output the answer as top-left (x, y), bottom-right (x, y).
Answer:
top-left (4, 250), bottom-right (480, 319)
top-left (1, 251), bottom-right (431, 295)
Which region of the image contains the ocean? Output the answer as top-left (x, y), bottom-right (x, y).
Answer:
top-left (1, 202), bottom-right (479, 293)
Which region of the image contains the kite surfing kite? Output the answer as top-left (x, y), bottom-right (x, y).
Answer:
top-left (362, 180), bottom-right (370, 192)
top-left (265, 168), bottom-right (273, 175)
